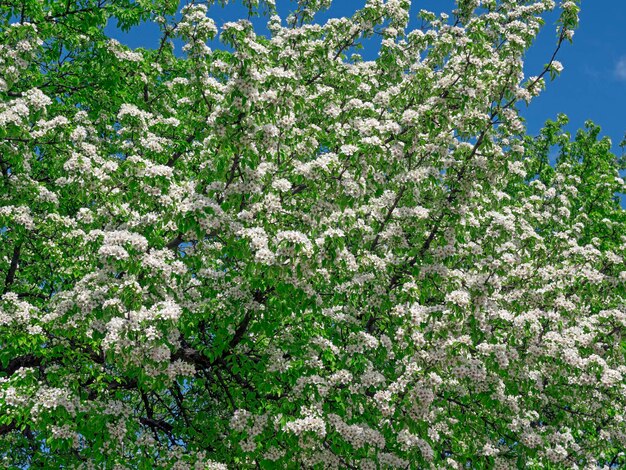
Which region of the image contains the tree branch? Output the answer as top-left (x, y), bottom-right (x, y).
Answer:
top-left (3, 243), bottom-right (21, 294)
top-left (1, 354), bottom-right (42, 377)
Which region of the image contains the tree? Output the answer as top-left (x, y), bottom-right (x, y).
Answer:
top-left (1, 0), bottom-right (625, 467)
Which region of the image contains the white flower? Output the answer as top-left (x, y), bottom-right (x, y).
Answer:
top-left (272, 178), bottom-right (292, 192)
top-left (550, 61), bottom-right (564, 73)
top-left (446, 290), bottom-right (471, 307)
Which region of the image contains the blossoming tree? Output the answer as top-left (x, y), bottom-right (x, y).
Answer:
top-left (1, 0), bottom-right (625, 468)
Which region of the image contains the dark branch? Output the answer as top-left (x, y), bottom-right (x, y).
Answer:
top-left (3, 244), bottom-right (21, 294)
top-left (166, 134), bottom-right (195, 167)
top-left (139, 417), bottom-right (174, 433)
top-left (1, 354), bottom-right (42, 377)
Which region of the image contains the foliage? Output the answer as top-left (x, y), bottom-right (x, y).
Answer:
top-left (1, 0), bottom-right (625, 468)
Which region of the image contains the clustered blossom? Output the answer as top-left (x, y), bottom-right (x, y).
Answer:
top-left (3, 0), bottom-right (626, 468)
top-left (283, 410), bottom-right (327, 438)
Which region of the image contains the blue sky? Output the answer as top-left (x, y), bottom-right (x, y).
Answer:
top-left (521, 0), bottom-right (626, 150)
top-left (106, 0), bottom-right (626, 152)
